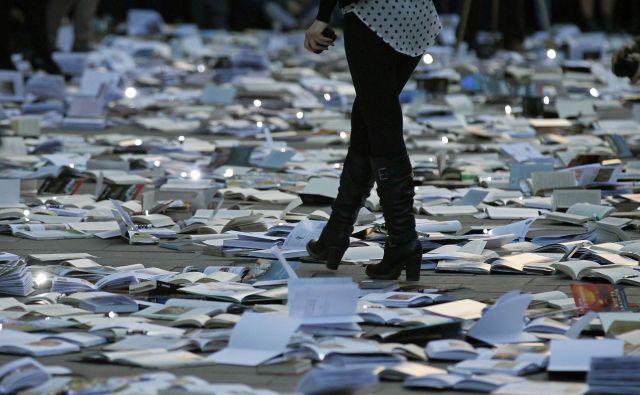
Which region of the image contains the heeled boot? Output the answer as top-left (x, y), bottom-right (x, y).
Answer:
top-left (365, 155), bottom-right (422, 281)
top-left (306, 150), bottom-right (375, 270)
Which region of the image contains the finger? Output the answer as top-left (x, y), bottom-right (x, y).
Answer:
top-left (311, 39), bottom-right (329, 51)
top-left (308, 40), bottom-right (321, 51)
top-left (304, 36), bottom-right (312, 52)
top-left (315, 36), bottom-right (333, 45)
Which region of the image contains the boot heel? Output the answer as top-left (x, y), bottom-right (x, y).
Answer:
top-left (404, 253), bottom-right (422, 281)
top-left (325, 247), bottom-right (347, 270)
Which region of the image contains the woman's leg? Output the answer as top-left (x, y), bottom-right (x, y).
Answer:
top-left (343, 12), bottom-right (417, 159)
top-left (343, 12), bottom-right (422, 280)
top-left (305, 80), bottom-right (375, 270)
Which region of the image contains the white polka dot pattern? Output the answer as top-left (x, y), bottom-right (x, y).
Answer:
top-left (343, 0), bottom-right (442, 57)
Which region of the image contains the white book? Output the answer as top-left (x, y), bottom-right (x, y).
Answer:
top-left (0, 358), bottom-right (50, 395)
top-left (424, 299), bottom-right (487, 320)
top-left (103, 335), bottom-right (194, 352)
top-left (453, 374), bottom-right (526, 393)
top-left (88, 322), bottom-right (185, 339)
top-left (288, 278), bottom-right (360, 324)
top-left (548, 339), bottom-right (624, 373)
top-left (404, 373), bottom-right (465, 390)
top-left (0, 330), bottom-right (79, 356)
top-left (468, 292), bottom-right (538, 345)
top-left (494, 381), bottom-right (589, 395)
top-left (361, 292), bottom-right (446, 308)
top-left (165, 271), bottom-right (240, 285)
top-left (133, 299), bottom-right (228, 321)
top-left (550, 260), bottom-right (604, 280)
top-left (42, 332), bottom-right (106, 348)
top-left (524, 317), bottom-right (569, 334)
top-left (208, 312), bottom-right (300, 366)
top-left (425, 339), bottom-right (480, 361)
top-left (453, 359), bottom-right (539, 376)
top-left (423, 205), bottom-right (478, 216)
top-left (378, 362), bottom-right (446, 381)
top-left (89, 349), bottom-right (210, 369)
top-left (485, 207), bottom-right (541, 220)
top-left (61, 291), bottom-right (138, 314)
top-left (179, 282), bottom-right (287, 303)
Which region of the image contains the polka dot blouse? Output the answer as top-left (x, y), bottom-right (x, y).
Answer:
top-left (342, 0), bottom-right (442, 57)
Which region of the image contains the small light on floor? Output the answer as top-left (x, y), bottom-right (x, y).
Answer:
top-left (441, 136), bottom-right (449, 144)
top-left (180, 171), bottom-right (188, 178)
top-left (296, 111), bottom-right (304, 120)
top-left (190, 169), bottom-right (201, 180)
top-left (34, 272), bottom-right (48, 287)
top-left (134, 139), bottom-right (142, 146)
top-left (543, 96), bottom-right (550, 105)
top-left (505, 105), bottom-right (512, 116)
top-left (339, 131), bottom-right (347, 139)
top-left (124, 86), bottom-right (138, 99)
top-left (256, 121), bottom-right (263, 128)
top-left (423, 53), bottom-right (434, 64)
top-left (323, 93), bottom-right (331, 101)
top-left (546, 48), bottom-right (557, 60)
top-left (253, 99), bottom-right (262, 107)
top-left (589, 87), bottom-right (600, 98)
top-left (153, 160), bottom-right (161, 167)
top-left (223, 168), bottom-right (234, 178)
top-left (196, 64), bottom-right (206, 73)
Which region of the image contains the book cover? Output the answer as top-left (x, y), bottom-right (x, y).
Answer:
top-left (570, 283), bottom-right (629, 314)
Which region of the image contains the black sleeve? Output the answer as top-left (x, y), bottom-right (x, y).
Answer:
top-left (316, 0), bottom-right (338, 23)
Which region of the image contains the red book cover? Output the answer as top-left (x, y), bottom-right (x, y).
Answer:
top-left (570, 283), bottom-right (629, 315)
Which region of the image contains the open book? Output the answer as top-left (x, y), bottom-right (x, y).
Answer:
top-left (51, 271), bottom-right (139, 293)
top-left (179, 282), bottom-right (288, 304)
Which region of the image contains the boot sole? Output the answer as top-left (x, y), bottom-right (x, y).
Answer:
top-left (365, 250), bottom-right (422, 281)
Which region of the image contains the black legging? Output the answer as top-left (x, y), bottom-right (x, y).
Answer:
top-left (343, 12), bottom-right (421, 159)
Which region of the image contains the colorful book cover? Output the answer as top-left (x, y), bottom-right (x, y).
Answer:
top-left (570, 283), bottom-right (629, 314)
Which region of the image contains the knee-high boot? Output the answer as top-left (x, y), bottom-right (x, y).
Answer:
top-left (306, 149), bottom-right (375, 270)
top-left (365, 154), bottom-right (422, 281)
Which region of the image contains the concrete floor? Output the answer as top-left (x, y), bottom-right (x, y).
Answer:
top-left (2, 128), bottom-right (637, 394)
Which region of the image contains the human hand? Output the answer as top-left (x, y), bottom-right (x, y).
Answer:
top-left (304, 20), bottom-right (333, 53)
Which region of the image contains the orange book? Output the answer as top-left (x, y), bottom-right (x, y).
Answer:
top-left (570, 283), bottom-right (629, 315)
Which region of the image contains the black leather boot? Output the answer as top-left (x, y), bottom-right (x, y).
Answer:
top-left (306, 149), bottom-right (375, 270)
top-left (365, 155), bottom-right (422, 281)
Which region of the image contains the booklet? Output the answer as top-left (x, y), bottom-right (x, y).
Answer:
top-left (208, 312), bottom-right (300, 366)
top-left (0, 357), bottom-right (51, 395)
top-left (425, 339), bottom-right (482, 361)
top-left (0, 330), bottom-right (80, 357)
top-left (288, 278), bottom-right (360, 324)
top-left (468, 291), bottom-right (538, 345)
top-left (548, 339), bottom-right (624, 373)
top-left (179, 282), bottom-right (287, 304)
top-left (570, 283), bottom-right (629, 314)
top-left (361, 292), bottom-right (449, 308)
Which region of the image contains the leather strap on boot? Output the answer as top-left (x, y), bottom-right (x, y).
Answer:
top-left (370, 154), bottom-right (418, 245)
